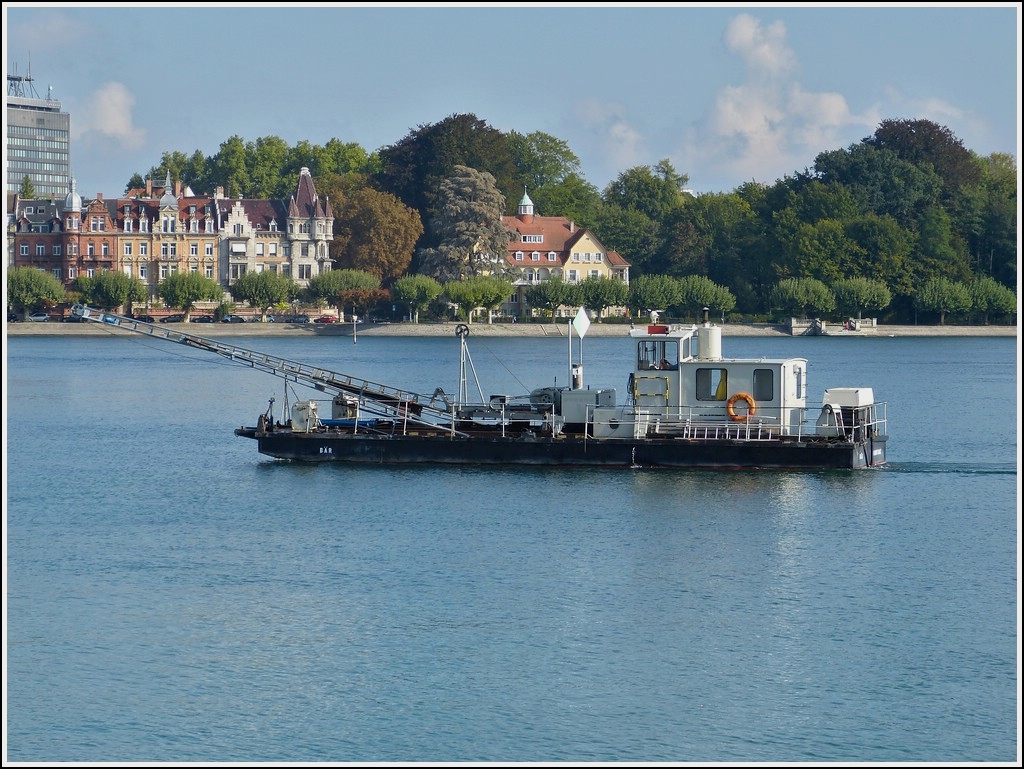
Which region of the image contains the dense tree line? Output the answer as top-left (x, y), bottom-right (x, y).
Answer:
top-left (105, 116), bottom-right (1010, 324)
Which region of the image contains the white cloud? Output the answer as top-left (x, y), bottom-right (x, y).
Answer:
top-left (573, 97), bottom-right (645, 180)
top-left (723, 14), bottom-right (796, 80)
top-left (72, 82), bottom-right (146, 149)
top-left (676, 14), bottom-right (890, 190)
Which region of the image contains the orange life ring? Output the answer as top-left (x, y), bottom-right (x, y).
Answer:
top-left (726, 392), bottom-right (756, 422)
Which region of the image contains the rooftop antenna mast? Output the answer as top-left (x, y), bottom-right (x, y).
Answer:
top-left (7, 56), bottom-right (42, 98)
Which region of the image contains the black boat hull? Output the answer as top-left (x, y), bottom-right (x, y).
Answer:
top-left (236, 428), bottom-right (887, 470)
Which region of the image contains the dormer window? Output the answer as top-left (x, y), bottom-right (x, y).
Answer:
top-left (522, 234), bottom-right (543, 243)
top-left (548, 252), bottom-right (557, 261)
top-left (531, 252), bottom-right (540, 261)
top-left (514, 251), bottom-right (524, 261)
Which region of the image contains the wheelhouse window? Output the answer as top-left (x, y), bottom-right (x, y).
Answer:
top-left (696, 368), bottom-right (728, 400)
top-left (638, 340), bottom-right (678, 370)
top-left (752, 369), bottom-right (774, 402)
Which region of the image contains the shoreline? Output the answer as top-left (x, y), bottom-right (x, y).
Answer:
top-left (4, 320), bottom-right (1018, 338)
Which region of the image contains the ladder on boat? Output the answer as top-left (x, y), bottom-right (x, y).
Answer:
top-left (69, 305), bottom-right (455, 424)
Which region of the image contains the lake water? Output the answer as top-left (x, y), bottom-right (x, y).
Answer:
top-left (4, 331), bottom-right (1019, 762)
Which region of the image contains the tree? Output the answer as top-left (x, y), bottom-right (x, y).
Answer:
top-left (628, 274), bottom-right (682, 319)
top-left (89, 271), bottom-right (148, 312)
top-left (444, 276), bottom-right (513, 324)
top-left (865, 119), bottom-right (981, 193)
top-left (330, 187), bottom-right (423, 283)
top-left (913, 277), bottom-right (971, 324)
top-left (416, 165), bottom-right (512, 281)
top-left (335, 288), bottom-right (390, 323)
top-left (307, 266), bottom-right (385, 311)
top-left (211, 135), bottom-right (251, 198)
top-left (158, 272), bottom-right (224, 321)
top-left (507, 130), bottom-right (582, 190)
top-left (603, 159), bottom-right (689, 221)
top-left (528, 173), bottom-right (602, 228)
top-left (229, 271), bottom-right (300, 321)
top-left (7, 266), bottom-right (65, 316)
top-left (577, 276), bottom-right (629, 322)
top-left (769, 278), bottom-right (835, 319)
top-left (831, 277), bottom-right (891, 320)
top-left (968, 276), bottom-right (1016, 324)
top-left (391, 275), bottom-right (443, 323)
top-left (677, 275), bottom-right (735, 320)
top-left (374, 113), bottom-right (519, 230)
top-left (524, 277), bottom-right (580, 320)
top-left (19, 175), bottom-right (35, 198)
top-left (125, 173), bottom-right (146, 194)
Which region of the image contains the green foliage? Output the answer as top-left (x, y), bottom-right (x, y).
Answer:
top-left (305, 269), bottom-right (380, 308)
top-left (229, 271), bottom-right (300, 320)
top-left (602, 159), bottom-right (689, 220)
top-left (577, 276), bottom-right (629, 321)
top-left (507, 130), bottom-right (582, 190)
top-left (968, 276), bottom-right (1016, 324)
top-left (913, 277), bottom-right (972, 324)
top-left (158, 272), bottom-right (224, 319)
top-left (88, 271), bottom-right (148, 311)
top-left (391, 275), bottom-right (443, 323)
top-left (628, 274), bottom-right (682, 317)
top-left (337, 289), bottom-right (391, 320)
top-left (7, 266), bottom-right (66, 313)
top-left (831, 277), bottom-right (892, 319)
top-left (416, 165), bottom-right (511, 282)
top-left (769, 277), bottom-right (835, 319)
top-left (444, 276), bottom-right (513, 324)
top-left (676, 275), bottom-right (736, 318)
top-left (528, 173), bottom-right (602, 227)
top-left (524, 277), bottom-right (580, 319)
top-left (19, 174), bottom-right (35, 198)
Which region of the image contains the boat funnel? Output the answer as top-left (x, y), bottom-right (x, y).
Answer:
top-left (698, 324), bottom-right (722, 360)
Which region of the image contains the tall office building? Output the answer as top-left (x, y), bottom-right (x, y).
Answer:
top-left (7, 65), bottom-right (71, 199)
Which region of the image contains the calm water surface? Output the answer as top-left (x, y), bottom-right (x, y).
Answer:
top-left (4, 331), bottom-right (1019, 762)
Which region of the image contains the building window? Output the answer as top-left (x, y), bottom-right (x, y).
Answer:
top-left (189, 219), bottom-right (198, 233)
top-left (269, 220), bottom-right (277, 232)
top-left (20, 244), bottom-right (28, 256)
top-left (255, 243), bottom-right (264, 256)
top-left (233, 223), bottom-right (243, 235)
top-left (87, 268), bottom-right (95, 278)
top-left (53, 245), bottom-right (61, 256)
top-left (102, 243), bottom-right (109, 256)
top-left (71, 243), bottom-right (78, 255)
top-left (123, 265), bottom-right (133, 277)
top-left (124, 243), bottom-right (133, 256)
top-left (52, 268), bottom-right (61, 279)
top-left (531, 252), bottom-right (540, 261)
top-left (36, 244), bottom-right (46, 256)
top-left (548, 252), bottom-right (557, 261)
top-left (205, 219), bottom-right (213, 234)
top-left (190, 243), bottom-right (198, 256)
top-left (87, 243), bottom-right (95, 256)
top-left (160, 265), bottom-right (169, 279)
top-left (69, 267), bottom-right (77, 279)
top-left (190, 265), bottom-right (198, 274)
top-left (589, 269), bottom-right (599, 279)
top-left (299, 264), bottom-right (312, 280)
top-left (269, 243), bottom-right (277, 256)
top-left (230, 264), bottom-right (247, 280)
top-left (205, 243), bottom-right (213, 256)
top-left (140, 243), bottom-right (148, 256)
top-left (205, 265), bottom-right (214, 278)
top-left (124, 219), bottom-right (132, 232)
top-left (568, 270), bottom-right (578, 282)
top-left (139, 265), bottom-right (147, 279)
top-left (515, 251), bottom-right (524, 261)
top-left (140, 218), bottom-right (148, 233)
top-left (161, 243), bottom-right (176, 257)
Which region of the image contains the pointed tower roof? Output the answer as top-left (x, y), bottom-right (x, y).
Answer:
top-left (64, 177), bottom-right (82, 212)
top-left (159, 170), bottom-right (177, 208)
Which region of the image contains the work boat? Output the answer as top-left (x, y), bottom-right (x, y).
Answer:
top-left (70, 305), bottom-right (887, 469)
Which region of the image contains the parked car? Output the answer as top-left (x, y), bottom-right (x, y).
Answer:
top-left (133, 315), bottom-right (157, 323)
top-left (314, 315), bottom-right (338, 324)
top-left (61, 314), bottom-right (87, 323)
top-left (191, 315), bottom-right (216, 323)
top-left (281, 314), bottom-right (310, 324)
top-left (221, 315), bottom-right (246, 323)
top-left (27, 311), bottom-right (50, 322)
top-left (160, 314), bottom-right (185, 323)
top-left (7, 311), bottom-right (20, 322)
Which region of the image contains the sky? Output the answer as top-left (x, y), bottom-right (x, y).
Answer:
top-left (4, 3), bottom-right (1021, 200)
